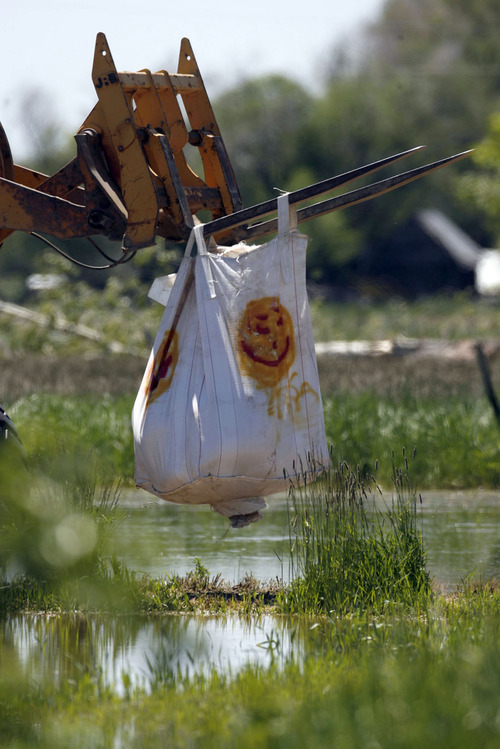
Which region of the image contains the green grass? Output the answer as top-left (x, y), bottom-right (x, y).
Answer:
top-left (1, 276), bottom-right (500, 746)
top-left (1, 588), bottom-right (500, 748)
top-left (282, 454), bottom-right (430, 614)
top-left (0, 378), bottom-right (499, 747)
top-left (9, 393), bottom-right (135, 482)
top-left (8, 389), bottom-right (500, 492)
top-left (0, 560), bottom-right (278, 616)
top-left (323, 392), bottom-right (500, 489)
top-left (309, 293), bottom-right (500, 342)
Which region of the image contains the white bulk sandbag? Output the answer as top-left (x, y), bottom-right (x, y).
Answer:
top-left (132, 195), bottom-right (328, 523)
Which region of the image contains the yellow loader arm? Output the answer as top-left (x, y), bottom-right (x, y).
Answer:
top-left (0, 33), bottom-right (242, 252)
top-left (0, 33), bottom-right (471, 255)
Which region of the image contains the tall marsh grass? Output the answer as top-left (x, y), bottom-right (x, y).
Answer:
top-left (284, 451), bottom-right (430, 614)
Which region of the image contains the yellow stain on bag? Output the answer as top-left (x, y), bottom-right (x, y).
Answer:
top-left (238, 297), bottom-right (295, 388)
top-left (238, 297), bottom-right (319, 421)
top-left (145, 329), bottom-right (179, 406)
top-left (268, 372), bottom-right (320, 420)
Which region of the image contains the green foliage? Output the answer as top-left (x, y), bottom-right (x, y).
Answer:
top-left (0, 393), bottom-right (131, 585)
top-left (283, 455), bottom-right (430, 614)
top-left (458, 112), bottom-right (500, 244)
top-left (309, 293), bottom-right (500, 342)
top-left (323, 393), bottom-right (500, 490)
top-left (0, 451), bottom-right (124, 582)
top-left (2, 0), bottom-right (500, 293)
top-left (210, 0), bottom-right (500, 285)
top-left (9, 393), bottom-right (135, 481)
top-left (215, 75), bottom-right (312, 204)
top-left (284, 166), bottom-right (363, 280)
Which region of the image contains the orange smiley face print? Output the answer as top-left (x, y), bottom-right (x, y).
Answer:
top-left (237, 296), bottom-right (295, 388)
top-left (145, 329), bottom-right (179, 406)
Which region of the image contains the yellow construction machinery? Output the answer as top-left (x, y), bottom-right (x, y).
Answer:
top-left (0, 33), bottom-right (471, 259)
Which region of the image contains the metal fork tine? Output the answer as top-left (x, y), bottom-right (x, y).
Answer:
top-left (286, 145), bottom-right (426, 205)
top-left (202, 146), bottom-right (426, 239)
top-left (233, 150), bottom-right (473, 242)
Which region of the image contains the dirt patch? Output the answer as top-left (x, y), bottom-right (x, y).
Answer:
top-left (1, 339), bottom-right (499, 403)
top-left (0, 354), bottom-right (145, 403)
top-left (318, 339), bottom-right (500, 399)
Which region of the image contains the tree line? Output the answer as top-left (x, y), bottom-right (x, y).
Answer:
top-left (1, 0), bottom-right (499, 302)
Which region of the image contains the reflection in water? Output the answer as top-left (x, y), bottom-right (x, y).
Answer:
top-left (1, 613), bottom-right (302, 695)
top-left (113, 489), bottom-right (500, 589)
top-left (112, 492), bottom-right (292, 585)
top-left (2, 489), bottom-right (498, 695)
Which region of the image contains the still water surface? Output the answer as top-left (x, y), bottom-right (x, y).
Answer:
top-left (3, 489), bottom-right (499, 693)
top-left (3, 612), bottom-right (300, 695)
top-left (113, 488), bottom-right (500, 589)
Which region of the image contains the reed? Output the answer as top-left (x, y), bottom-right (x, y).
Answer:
top-left (282, 450), bottom-right (430, 614)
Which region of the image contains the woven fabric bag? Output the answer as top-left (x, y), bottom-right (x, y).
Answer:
top-left (132, 195), bottom-right (328, 523)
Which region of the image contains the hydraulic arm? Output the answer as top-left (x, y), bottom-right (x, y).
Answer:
top-left (0, 33), bottom-right (471, 256)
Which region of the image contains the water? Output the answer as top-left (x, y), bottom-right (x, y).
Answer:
top-left (419, 490), bottom-right (500, 588)
top-left (113, 488), bottom-right (500, 590)
top-left (2, 489), bottom-right (499, 693)
top-left (111, 491), bottom-right (293, 585)
top-left (2, 612), bottom-right (301, 695)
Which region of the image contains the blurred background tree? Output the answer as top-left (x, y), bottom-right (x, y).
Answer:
top-left (457, 113), bottom-right (500, 245)
top-left (1, 0), bottom-right (499, 302)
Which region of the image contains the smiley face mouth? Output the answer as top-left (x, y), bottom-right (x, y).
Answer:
top-left (240, 335), bottom-right (291, 366)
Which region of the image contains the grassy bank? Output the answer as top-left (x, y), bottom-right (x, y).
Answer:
top-left (323, 392), bottom-right (500, 489)
top-left (0, 450), bottom-right (428, 617)
top-left (7, 387), bottom-right (500, 491)
top-left (1, 588), bottom-right (500, 748)
top-left (1, 443), bottom-right (499, 748)
top-left (0, 408), bottom-right (499, 746)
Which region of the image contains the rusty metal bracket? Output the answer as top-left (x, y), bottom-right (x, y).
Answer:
top-left (0, 33), bottom-right (245, 252)
top-left (75, 128), bottom-right (127, 239)
top-left (0, 178), bottom-right (91, 239)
